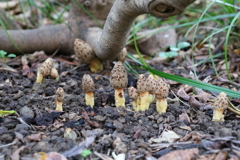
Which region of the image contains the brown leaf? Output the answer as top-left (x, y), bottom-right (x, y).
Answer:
top-left (214, 151), bottom-right (228, 160)
top-left (21, 55), bottom-right (34, 78)
top-left (157, 148), bottom-right (198, 160)
top-left (177, 87), bottom-right (190, 101)
top-left (189, 96), bottom-right (205, 109)
top-left (179, 131), bottom-right (207, 142)
top-left (25, 132), bottom-right (45, 142)
top-left (179, 113), bottom-right (191, 125)
top-left (197, 153), bottom-right (216, 160)
top-left (10, 146), bottom-right (27, 160)
top-left (133, 129), bottom-right (141, 139)
top-left (194, 88), bottom-right (211, 103)
top-left (81, 109), bottom-right (99, 127)
top-left (34, 152), bottom-right (67, 160)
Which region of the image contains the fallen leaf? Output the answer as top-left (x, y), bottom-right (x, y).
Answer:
top-left (157, 148), bottom-right (198, 160)
top-left (179, 113), bottom-right (191, 125)
top-left (81, 109), bottom-right (99, 127)
top-left (10, 146), bottom-right (27, 160)
top-left (179, 126), bottom-right (192, 131)
top-left (179, 131), bottom-right (207, 142)
top-left (177, 87), bottom-right (190, 100)
top-left (25, 132), bottom-right (45, 142)
top-left (34, 152), bottom-right (67, 160)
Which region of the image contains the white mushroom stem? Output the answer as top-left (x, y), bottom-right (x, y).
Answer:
top-left (36, 69), bottom-right (44, 84)
top-left (56, 100), bottom-right (63, 111)
top-left (114, 88), bottom-right (125, 108)
top-left (89, 57), bottom-right (103, 73)
top-left (85, 92), bottom-right (94, 107)
top-left (156, 98), bottom-right (168, 114)
top-left (148, 93), bottom-right (155, 105)
top-left (139, 92), bottom-right (149, 111)
top-left (212, 109), bottom-right (225, 121)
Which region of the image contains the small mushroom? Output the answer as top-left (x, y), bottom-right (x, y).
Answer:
top-left (36, 57), bottom-right (53, 83)
top-left (82, 74), bottom-right (95, 107)
top-left (212, 92), bottom-right (228, 122)
top-left (155, 79), bottom-right (170, 114)
top-left (128, 86), bottom-right (138, 111)
top-left (137, 74), bottom-right (149, 111)
top-left (50, 68), bottom-right (59, 81)
top-left (146, 74), bottom-right (157, 109)
top-left (74, 38), bottom-right (103, 73)
top-left (117, 48), bottom-right (127, 62)
top-left (55, 87), bottom-right (64, 111)
top-left (110, 61), bottom-right (128, 107)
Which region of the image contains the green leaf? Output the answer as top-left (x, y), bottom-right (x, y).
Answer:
top-left (146, 67), bottom-right (240, 98)
top-left (159, 51), bottom-right (178, 58)
top-left (177, 42), bottom-right (191, 49)
top-left (0, 110), bottom-right (16, 117)
top-left (81, 149), bottom-right (92, 157)
top-left (170, 45), bottom-right (180, 51)
top-left (158, 52), bottom-right (169, 57)
top-left (0, 50), bottom-right (7, 57)
top-left (7, 54), bottom-right (16, 58)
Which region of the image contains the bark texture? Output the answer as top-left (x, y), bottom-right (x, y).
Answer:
top-left (87, 0), bottom-right (195, 60)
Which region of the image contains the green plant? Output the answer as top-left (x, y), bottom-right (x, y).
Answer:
top-left (158, 42), bottom-right (191, 60)
top-left (81, 149), bottom-right (92, 157)
top-left (0, 50), bottom-right (16, 64)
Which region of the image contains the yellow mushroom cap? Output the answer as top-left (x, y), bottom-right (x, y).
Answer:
top-left (137, 74), bottom-right (148, 93)
top-left (74, 38), bottom-right (95, 64)
top-left (55, 87), bottom-right (64, 102)
top-left (146, 74), bottom-right (157, 93)
top-left (82, 74), bottom-right (95, 93)
top-left (155, 79), bottom-right (170, 99)
top-left (110, 61), bottom-right (128, 89)
top-left (38, 57), bottom-right (53, 76)
top-left (128, 86), bottom-right (138, 100)
top-left (213, 92), bottom-right (228, 110)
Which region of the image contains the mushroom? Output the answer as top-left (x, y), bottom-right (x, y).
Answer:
top-left (36, 57), bottom-right (53, 83)
top-left (136, 74), bottom-right (149, 111)
top-left (74, 38), bottom-right (103, 73)
top-left (146, 74), bottom-right (157, 109)
top-left (128, 86), bottom-right (138, 111)
top-left (110, 61), bottom-right (128, 107)
top-left (55, 87), bottom-right (64, 111)
top-left (212, 92), bottom-right (228, 122)
top-left (155, 79), bottom-right (170, 114)
top-left (117, 48), bottom-right (127, 62)
top-left (50, 68), bottom-right (59, 81)
top-left (82, 74), bottom-right (95, 107)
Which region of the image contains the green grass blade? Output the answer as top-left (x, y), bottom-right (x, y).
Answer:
top-left (146, 67), bottom-right (240, 98)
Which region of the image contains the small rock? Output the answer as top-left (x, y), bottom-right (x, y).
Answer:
top-left (113, 121), bottom-right (123, 130)
top-left (118, 117), bottom-right (126, 123)
top-left (20, 106), bottom-right (34, 118)
top-left (157, 117), bottom-right (164, 124)
top-left (148, 115), bottom-right (154, 120)
top-left (113, 137), bottom-right (127, 154)
top-left (94, 115), bottom-right (106, 122)
top-left (81, 129), bottom-right (104, 138)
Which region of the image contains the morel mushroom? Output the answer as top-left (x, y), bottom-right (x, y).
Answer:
top-left (36, 57), bottom-right (53, 83)
top-left (50, 68), bottom-right (59, 81)
top-left (74, 38), bottom-right (103, 73)
top-left (82, 74), bottom-right (95, 108)
top-left (55, 87), bottom-right (64, 111)
top-left (155, 79), bottom-right (170, 114)
top-left (146, 74), bottom-right (157, 109)
top-left (128, 86), bottom-right (138, 111)
top-left (117, 48), bottom-right (127, 62)
top-left (212, 92), bottom-right (228, 122)
top-left (110, 61), bottom-right (128, 108)
top-left (137, 74), bottom-right (149, 111)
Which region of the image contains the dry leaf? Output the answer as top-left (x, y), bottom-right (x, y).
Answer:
top-left (34, 152), bottom-right (67, 160)
top-left (179, 113), bottom-right (191, 125)
top-left (177, 87), bottom-right (190, 100)
top-left (157, 148), bottom-right (198, 160)
top-left (25, 132), bottom-right (45, 142)
top-left (10, 146), bottom-right (27, 160)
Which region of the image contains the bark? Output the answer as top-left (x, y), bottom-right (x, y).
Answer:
top-left (87, 0), bottom-right (195, 60)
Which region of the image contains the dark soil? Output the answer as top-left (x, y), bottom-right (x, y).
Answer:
top-left (0, 60), bottom-right (240, 160)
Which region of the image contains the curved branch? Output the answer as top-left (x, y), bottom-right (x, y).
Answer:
top-left (87, 0), bottom-right (195, 60)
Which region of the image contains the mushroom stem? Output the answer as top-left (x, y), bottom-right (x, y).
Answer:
top-left (156, 98), bottom-right (168, 114)
top-left (85, 92), bottom-right (94, 107)
top-left (89, 57), bottom-right (103, 73)
top-left (36, 70), bottom-right (44, 84)
top-left (56, 101), bottom-right (63, 111)
top-left (139, 91), bottom-right (149, 111)
top-left (212, 109), bottom-right (225, 121)
top-left (148, 93), bottom-right (155, 105)
top-left (114, 88), bottom-right (125, 108)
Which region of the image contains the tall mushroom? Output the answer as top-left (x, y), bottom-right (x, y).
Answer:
top-left (212, 92), bottom-right (228, 122)
top-left (82, 74), bottom-right (95, 108)
top-left (155, 79), bottom-right (170, 114)
top-left (110, 61), bottom-right (128, 108)
top-left (55, 87), bottom-right (64, 111)
top-left (137, 74), bottom-right (149, 111)
top-left (36, 57), bottom-right (53, 84)
top-left (128, 86), bottom-right (138, 111)
top-left (74, 38), bottom-right (103, 73)
top-left (146, 74), bottom-right (157, 109)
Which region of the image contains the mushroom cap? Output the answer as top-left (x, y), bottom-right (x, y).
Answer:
top-left (213, 92), bottom-right (228, 110)
top-left (155, 79), bottom-right (170, 99)
top-left (39, 57), bottom-right (53, 76)
top-left (110, 61), bottom-right (128, 89)
top-left (146, 74), bottom-right (157, 93)
top-left (128, 86), bottom-right (138, 100)
top-left (137, 74), bottom-right (148, 93)
top-left (74, 38), bottom-right (95, 64)
top-left (55, 87), bottom-right (64, 102)
top-left (117, 48), bottom-right (127, 62)
top-left (82, 74), bottom-right (95, 92)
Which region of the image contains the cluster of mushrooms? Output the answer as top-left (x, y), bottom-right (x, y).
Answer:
top-left (36, 56), bottom-right (230, 122)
